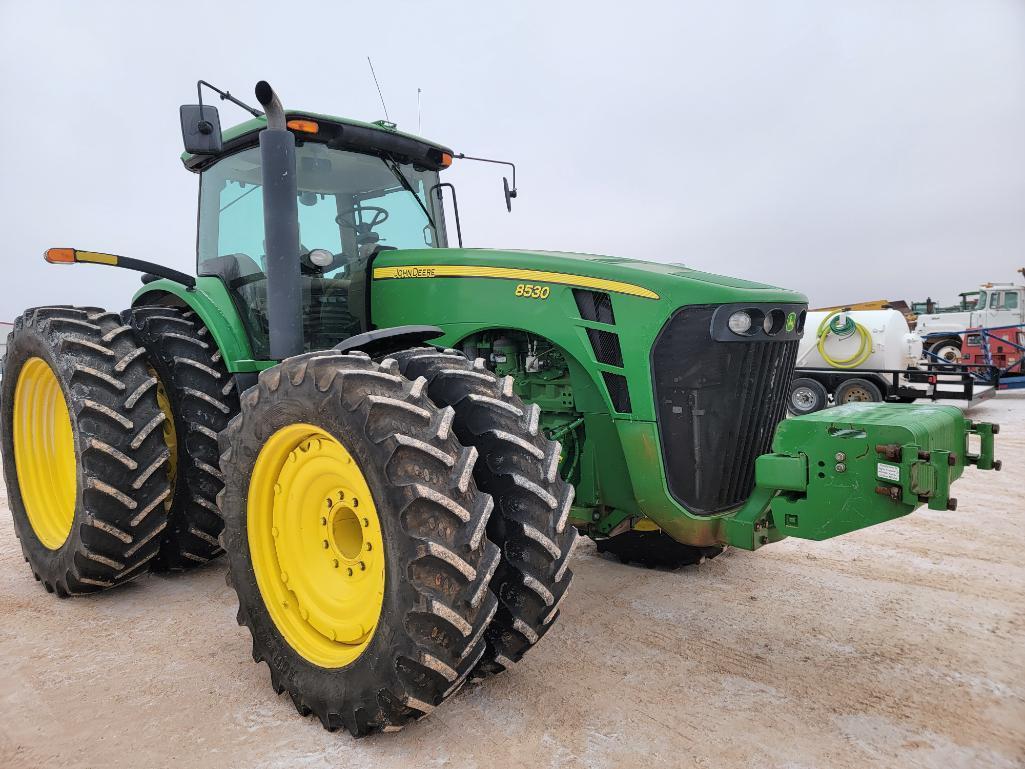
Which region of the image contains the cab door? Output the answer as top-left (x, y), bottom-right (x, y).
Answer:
top-left (986, 290), bottom-right (1022, 328)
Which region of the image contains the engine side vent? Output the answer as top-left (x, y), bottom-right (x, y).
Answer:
top-left (602, 372), bottom-right (632, 412)
top-left (586, 328), bottom-right (624, 367)
top-left (574, 289), bottom-right (615, 325)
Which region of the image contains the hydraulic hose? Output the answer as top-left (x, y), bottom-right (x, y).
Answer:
top-left (816, 310), bottom-right (873, 369)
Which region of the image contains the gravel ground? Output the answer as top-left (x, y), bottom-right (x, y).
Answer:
top-left (1, 394), bottom-right (1023, 769)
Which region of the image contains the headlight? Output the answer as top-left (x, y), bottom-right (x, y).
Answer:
top-left (763, 308), bottom-right (785, 335)
top-left (727, 311), bottom-right (753, 335)
top-left (308, 248), bottom-right (334, 267)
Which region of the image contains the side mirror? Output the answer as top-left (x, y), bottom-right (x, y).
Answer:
top-left (503, 176), bottom-right (518, 213)
top-left (180, 104), bottom-right (223, 155)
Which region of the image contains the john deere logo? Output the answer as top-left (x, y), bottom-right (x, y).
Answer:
top-left (785, 312), bottom-right (797, 332)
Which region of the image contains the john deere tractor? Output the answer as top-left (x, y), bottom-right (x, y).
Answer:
top-left (1, 81), bottom-right (1000, 736)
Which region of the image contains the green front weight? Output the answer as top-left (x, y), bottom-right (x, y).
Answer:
top-left (720, 403), bottom-right (1000, 551)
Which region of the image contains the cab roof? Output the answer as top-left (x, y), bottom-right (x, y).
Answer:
top-left (181, 110), bottom-right (454, 173)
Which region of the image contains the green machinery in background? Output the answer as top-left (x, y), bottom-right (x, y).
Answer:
top-left (1, 81), bottom-right (1000, 737)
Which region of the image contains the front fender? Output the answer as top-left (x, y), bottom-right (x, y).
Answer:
top-left (132, 276), bottom-right (258, 372)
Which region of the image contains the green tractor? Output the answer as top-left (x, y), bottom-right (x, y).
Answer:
top-left (2, 81), bottom-right (1000, 736)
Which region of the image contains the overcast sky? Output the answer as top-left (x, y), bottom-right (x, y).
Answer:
top-left (1, 0), bottom-right (1023, 321)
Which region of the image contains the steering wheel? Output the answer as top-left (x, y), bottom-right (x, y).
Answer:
top-left (336, 206), bottom-right (389, 238)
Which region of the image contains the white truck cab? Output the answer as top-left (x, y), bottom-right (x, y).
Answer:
top-left (916, 273), bottom-right (1025, 363)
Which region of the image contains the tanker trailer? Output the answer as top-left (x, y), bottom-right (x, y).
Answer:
top-left (788, 308), bottom-right (974, 414)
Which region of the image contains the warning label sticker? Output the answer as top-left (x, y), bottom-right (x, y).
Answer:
top-left (877, 462), bottom-right (900, 482)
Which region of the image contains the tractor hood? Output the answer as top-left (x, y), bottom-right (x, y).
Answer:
top-left (372, 248), bottom-right (807, 307)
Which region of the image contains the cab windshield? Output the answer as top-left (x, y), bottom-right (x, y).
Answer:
top-left (197, 143), bottom-right (447, 357)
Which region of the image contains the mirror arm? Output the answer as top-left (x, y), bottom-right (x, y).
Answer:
top-left (197, 80), bottom-right (263, 119)
top-left (454, 154), bottom-right (516, 192)
top-left (453, 153), bottom-right (517, 202)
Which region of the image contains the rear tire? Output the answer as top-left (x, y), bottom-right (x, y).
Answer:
top-left (393, 348), bottom-right (577, 678)
top-left (1, 306), bottom-right (171, 595)
top-left (834, 377), bottom-right (883, 404)
top-left (127, 306), bottom-right (240, 570)
top-left (788, 377), bottom-right (829, 415)
top-left (218, 351), bottom-right (501, 736)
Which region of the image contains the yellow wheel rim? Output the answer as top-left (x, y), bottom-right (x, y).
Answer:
top-left (248, 423), bottom-right (385, 668)
top-left (13, 357), bottom-right (77, 550)
top-left (150, 367), bottom-right (178, 501)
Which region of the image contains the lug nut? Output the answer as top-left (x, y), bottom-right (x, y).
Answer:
top-left (359, 561), bottom-right (366, 571)
top-left (835, 463), bottom-right (846, 473)
top-left (366, 542), bottom-right (373, 552)
top-left (320, 516), bottom-right (327, 526)
top-left (322, 540), bottom-right (329, 549)
top-left (835, 452), bottom-right (846, 462)
top-left (347, 567), bottom-right (354, 576)
top-left (332, 559), bottom-right (339, 568)
top-left (362, 518), bottom-right (369, 528)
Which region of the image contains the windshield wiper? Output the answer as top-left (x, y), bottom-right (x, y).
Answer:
top-left (383, 158), bottom-right (435, 228)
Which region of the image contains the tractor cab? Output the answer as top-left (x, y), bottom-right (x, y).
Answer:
top-left (185, 112), bottom-right (454, 357)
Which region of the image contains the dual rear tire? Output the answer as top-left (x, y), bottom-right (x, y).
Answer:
top-left (2, 309), bottom-right (577, 736)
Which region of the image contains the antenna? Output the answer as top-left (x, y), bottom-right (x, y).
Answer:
top-left (417, 87), bottom-right (422, 134)
top-left (367, 57), bottom-right (390, 122)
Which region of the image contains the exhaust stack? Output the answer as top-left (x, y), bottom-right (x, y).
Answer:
top-left (255, 80), bottom-right (303, 360)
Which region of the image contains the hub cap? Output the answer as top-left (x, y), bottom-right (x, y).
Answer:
top-left (842, 386), bottom-right (874, 402)
top-left (791, 386), bottom-right (817, 411)
top-left (13, 357), bottom-right (77, 549)
top-left (248, 423), bottom-right (385, 668)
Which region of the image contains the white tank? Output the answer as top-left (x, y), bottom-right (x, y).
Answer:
top-left (797, 309), bottom-right (922, 371)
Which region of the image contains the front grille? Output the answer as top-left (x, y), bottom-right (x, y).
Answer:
top-left (652, 305), bottom-right (800, 514)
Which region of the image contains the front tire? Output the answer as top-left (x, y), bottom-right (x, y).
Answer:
top-left (218, 351), bottom-right (501, 736)
top-left (929, 339), bottom-right (962, 370)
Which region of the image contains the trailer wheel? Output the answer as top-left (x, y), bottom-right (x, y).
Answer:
top-left (392, 348), bottom-right (576, 678)
top-left (834, 377), bottom-right (883, 404)
top-left (789, 377), bottom-right (829, 415)
top-left (218, 351), bottom-right (500, 736)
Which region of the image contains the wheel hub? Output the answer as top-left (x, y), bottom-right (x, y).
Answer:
top-left (792, 387), bottom-right (815, 409)
top-left (249, 424), bottom-right (385, 667)
top-left (845, 386), bottom-right (872, 401)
